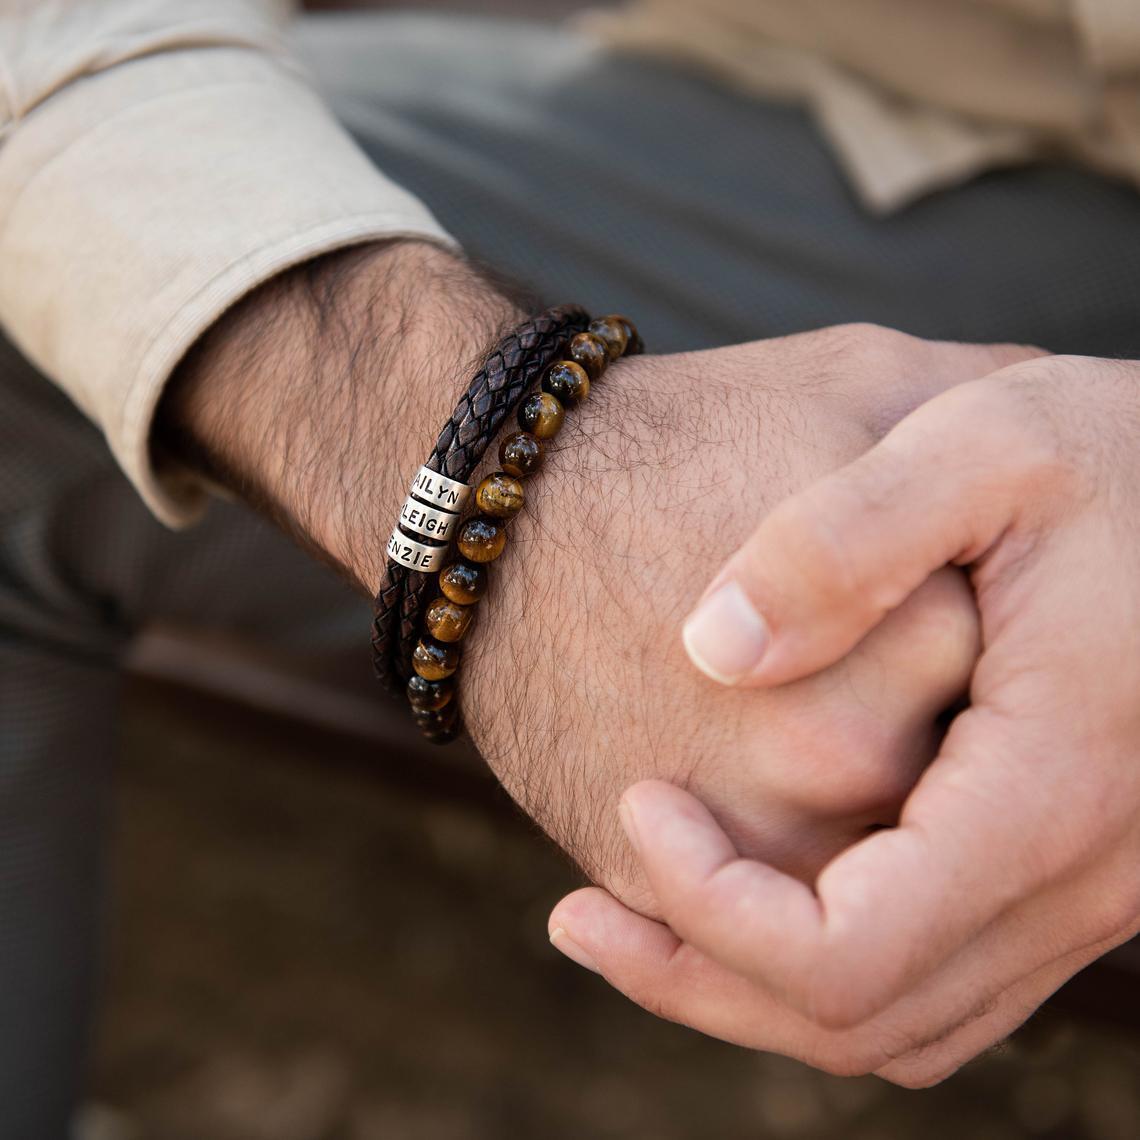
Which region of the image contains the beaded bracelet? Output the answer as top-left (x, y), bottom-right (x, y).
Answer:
top-left (372, 305), bottom-right (591, 701)
top-left (394, 313), bottom-right (642, 743)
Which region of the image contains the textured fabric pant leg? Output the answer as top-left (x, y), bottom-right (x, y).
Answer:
top-left (0, 642), bottom-right (113, 1140)
top-left (0, 336), bottom-right (368, 1137)
top-left (0, 334), bottom-right (125, 1139)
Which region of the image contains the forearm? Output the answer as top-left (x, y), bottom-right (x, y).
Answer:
top-left (156, 240), bottom-right (524, 592)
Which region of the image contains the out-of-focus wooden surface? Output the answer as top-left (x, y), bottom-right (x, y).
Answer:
top-left (90, 678), bottom-right (1140, 1140)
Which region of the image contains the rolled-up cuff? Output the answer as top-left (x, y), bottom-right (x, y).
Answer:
top-left (0, 47), bottom-right (457, 525)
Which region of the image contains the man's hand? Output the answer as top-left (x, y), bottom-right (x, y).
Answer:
top-left (159, 250), bottom-right (1044, 1081)
top-left (548, 352), bottom-right (1140, 1086)
top-left (465, 322), bottom-right (1042, 908)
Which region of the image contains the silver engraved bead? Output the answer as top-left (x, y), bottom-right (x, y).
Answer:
top-left (386, 529), bottom-right (449, 573)
top-left (399, 498), bottom-right (459, 542)
top-left (410, 466), bottom-right (471, 512)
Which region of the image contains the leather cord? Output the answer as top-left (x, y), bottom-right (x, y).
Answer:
top-left (372, 304), bottom-right (590, 700)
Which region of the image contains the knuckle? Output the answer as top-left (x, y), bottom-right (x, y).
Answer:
top-left (763, 576), bottom-right (976, 822)
top-left (806, 323), bottom-right (926, 419)
top-left (816, 324), bottom-right (920, 395)
top-left (809, 1041), bottom-right (884, 1079)
top-left (804, 967), bottom-right (886, 1031)
top-left (828, 321), bottom-right (916, 355)
top-left (810, 994), bottom-right (880, 1032)
top-left (895, 569), bottom-right (978, 661)
top-left (771, 711), bottom-right (910, 818)
top-left (811, 1016), bottom-right (970, 1084)
top-left (872, 570), bottom-right (978, 707)
top-left (836, 753), bottom-right (915, 819)
top-left (878, 1057), bottom-right (959, 1089)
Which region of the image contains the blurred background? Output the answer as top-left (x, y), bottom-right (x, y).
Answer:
top-left (84, 3), bottom-right (1140, 1139)
top-left (90, 667), bottom-right (1140, 1140)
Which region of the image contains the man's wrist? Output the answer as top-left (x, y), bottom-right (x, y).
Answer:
top-left (156, 240), bottom-right (525, 592)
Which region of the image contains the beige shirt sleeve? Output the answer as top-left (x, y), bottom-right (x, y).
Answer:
top-left (0, 0), bottom-right (457, 525)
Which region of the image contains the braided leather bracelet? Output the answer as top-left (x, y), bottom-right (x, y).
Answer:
top-left (382, 311), bottom-right (643, 743)
top-left (372, 305), bottom-right (591, 703)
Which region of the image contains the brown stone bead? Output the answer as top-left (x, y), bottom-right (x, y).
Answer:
top-left (424, 595), bottom-right (474, 643)
top-left (499, 431), bottom-right (544, 478)
top-left (439, 560), bottom-right (487, 606)
top-left (567, 331), bottom-right (608, 380)
top-left (457, 516), bottom-right (507, 563)
top-left (414, 700), bottom-right (460, 743)
top-left (517, 392), bottom-right (565, 440)
top-left (542, 360), bottom-right (590, 406)
top-left (588, 316), bottom-right (629, 361)
top-left (413, 637), bottom-right (460, 681)
top-left (407, 673), bottom-right (455, 713)
top-left (613, 314), bottom-right (644, 355)
top-left (475, 471), bottom-right (525, 519)
top-left (415, 703), bottom-right (457, 728)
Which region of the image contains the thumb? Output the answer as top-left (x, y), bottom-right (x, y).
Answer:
top-left (682, 377), bottom-right (1031, 687)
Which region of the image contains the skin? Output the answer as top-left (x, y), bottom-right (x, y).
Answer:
top-left (159, 239), bottom-right (1047, 1084)
top-left (550, 354), bottom-right (1140, 1086)
top-left (464, 321), bottom-right (1038, 906)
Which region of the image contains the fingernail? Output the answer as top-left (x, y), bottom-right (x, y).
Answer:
top-left (618, 798), bottom-right (641, 853)
top-left (549, 927), bottom-right (600, 974)
top-left (682, 580), bottom-right (769, 685)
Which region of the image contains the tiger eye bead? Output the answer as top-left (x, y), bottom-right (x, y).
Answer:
top-left (457, 516), bottom-right (507, 563)
top-left (407, 673), bottom-right (455, 713)
top-left (567, 331), bottom-right (609, 380)
top-left (517, 392), bottom-right (565, 440)
top-left (439, 560), bottom-right (487, 606)
top-left (542, 360), bottom-right (590, 406)
top-left (613, 314), bottom-right (644, 355)
top-left (475, 472), bottom-right (525, 519)
top-left (499, 431), bottom-right (544, 478)
top-left (424, 595), bottom-right (475, 642)
top-left (415, 700), bottom-right (460, 742)
top-left (413, 637), bottom-right (460, 681)
top-left (588, 316), bottom-right (629, 361)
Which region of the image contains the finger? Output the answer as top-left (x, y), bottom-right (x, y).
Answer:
top-left (547, 887), bottom-right (883, 1072)
top-left (546, 881), bottom-right (1106, 1084)
top-left (616, 780), bottom-right (829, 1011)
top-left (680, 377), bottom-right (1039, 688)
top-left (619, 716), bottom-right (1073, 1029)
top-left (873, 930), bottom-right (1123, 1087)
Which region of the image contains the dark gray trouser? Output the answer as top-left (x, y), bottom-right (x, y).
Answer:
top-left (3, 12), bottom-right (1140, 1136)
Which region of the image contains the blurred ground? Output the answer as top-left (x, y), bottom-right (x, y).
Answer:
top-left (88, 680), bottom-right (1140, 1140)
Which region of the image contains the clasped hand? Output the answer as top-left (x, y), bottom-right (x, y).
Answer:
top-left (544, 343), bottom-right (1140, 1086)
